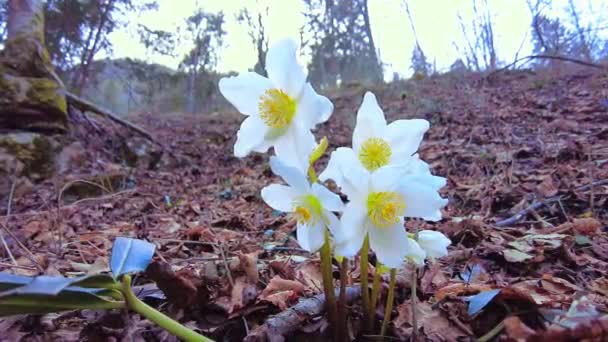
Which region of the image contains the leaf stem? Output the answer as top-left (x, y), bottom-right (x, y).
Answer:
top-left (121, 275), bottom-right (212, 342)
top-left (368, 259), bottom-right (382, 331)
top-left (337, 257), bottom-right (349, 342)
top-left (320, 230), bottom-right (338, 329)
top-left (380, 268), bottom-right (397, 337)
top-left (360, 235), bottom-right (370, 330)
top-left (411, 266), bottom-right (418, 341)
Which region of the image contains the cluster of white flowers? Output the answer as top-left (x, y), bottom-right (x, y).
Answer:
top-left (219, 38), bottom-right (451, 269)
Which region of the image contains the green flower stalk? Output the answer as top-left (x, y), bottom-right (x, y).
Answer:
top-left (121, 275), bottom-right (212, 342)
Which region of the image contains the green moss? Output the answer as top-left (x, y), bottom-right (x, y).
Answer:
top-left (0, 133), bottom-right (58, 179)
top-left (26, 78), bottom-right (67, 114)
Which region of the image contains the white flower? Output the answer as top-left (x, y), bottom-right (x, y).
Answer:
top-left (334, 166), bottom-right (447, 268)
top-left (261, 157), bottom-right (344, 252)
top-left (417, 230), bottom-right (451, 259)
top-left (219, 38), bottom-right (333, 172)
top-left (405, 238), bottom-right (426, 267)
top-left (320, 91), bottom-right (435, 185)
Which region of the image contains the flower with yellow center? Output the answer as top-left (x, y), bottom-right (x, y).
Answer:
top-left (319, 92), bottom-right (445, 203)
top-left (332, 165), bottom-right (447, 268)
top-left (218, 39), bottom-right (333, 173)
top-left (261, 157), bottom-right (344, 252)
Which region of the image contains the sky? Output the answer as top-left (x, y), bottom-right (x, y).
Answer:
top-left (108, 0), bottom-right (608, 79)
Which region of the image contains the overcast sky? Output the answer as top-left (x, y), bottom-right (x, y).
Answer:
top-left (108, 0), bottom-right (608, 79)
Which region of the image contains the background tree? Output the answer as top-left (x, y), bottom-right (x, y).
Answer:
top-left (404, 1), bottom-right (431, 76)
top-left (455, 0), bottom-right (497, 71)
top-left (179, 9), bottom-right (225, 113)
top-left (237, 4), bottom-right (269, 76)
top-left (302, 0), bottom-right (383, 88)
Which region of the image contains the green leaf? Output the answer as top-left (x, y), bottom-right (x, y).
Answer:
top-left (467, 289), bottom-right (501, 316)
top-left (0, 272), bottom-right (124, 317)
top-left (110, 237), bottom-right (156, 278)
top-left (71, 274), bottom-right (119, 290)
top-left (0, 291), bottom-right (123, 316)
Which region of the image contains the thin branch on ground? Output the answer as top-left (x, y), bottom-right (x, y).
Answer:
top-left (487, 54), bottom-right (606, 79)
top-left (244, 287), bottom-right (361, 342)
top-left (66, 92), bottom-right (157, 144)
top-left (495, 179), bottom-right (608, 227)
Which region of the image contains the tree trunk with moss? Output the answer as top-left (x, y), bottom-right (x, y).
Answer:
top-left (0, 0), bottom-right (68, 133)
top-left (0, 0), bottom-right (69, 199)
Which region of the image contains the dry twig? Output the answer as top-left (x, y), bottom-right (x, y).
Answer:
top-left (244, 287), bottom-right (361, 342)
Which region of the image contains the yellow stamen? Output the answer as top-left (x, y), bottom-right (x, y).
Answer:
top-left (367, 191), bottom-right (406, 227)
top-left (258, 89), bottom-right (296, 129)
top-left (293, 194), bottom-right (322, 224)
top-left (359, 137), bottom-right (391, 171)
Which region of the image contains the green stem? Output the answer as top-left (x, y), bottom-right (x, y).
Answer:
top-left (368, 260), bottom-right (382, 331)
top-left (411, 226), bottom-right (420, 342)
top-left (411, 266), bottom-right (418, 341)
top-left (360, 235), bottom-right (370, 330)
top-left (380, 268), bottom-right (397, 337)
top-left (320, 230), bottom-right (338, 329)
top-left (121, 275), bottom-right (212, 342)
top-left (337, 257), bottom-right (349, 342)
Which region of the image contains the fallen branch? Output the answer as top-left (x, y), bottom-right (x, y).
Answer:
top-left (244, 287), bottom-right (361, 342)
top-left (66, 92), bottom-right (156, 144)
top-left (495, 179), bottom-right (608, 227)
top-left (487, 54), bottom-right (606, 78)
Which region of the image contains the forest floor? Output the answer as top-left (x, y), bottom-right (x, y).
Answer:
top-left (1, 68), bottom-right (607, 341)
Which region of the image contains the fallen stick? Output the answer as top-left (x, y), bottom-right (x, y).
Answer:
top-left (244, 287), bottom-right (361, 342)
top-left (65, 92), bottom-right (156, 144)
top-left (495, 179), bottom-right (608, 227)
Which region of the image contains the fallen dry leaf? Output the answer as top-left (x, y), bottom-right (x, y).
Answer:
top-left (258, 276), bottom-right (306, 310)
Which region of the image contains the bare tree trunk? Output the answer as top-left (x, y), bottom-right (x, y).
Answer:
top-left (361, 0), bottom-right (382, 82)
top-left (74, 0), bottom-right (115, 94)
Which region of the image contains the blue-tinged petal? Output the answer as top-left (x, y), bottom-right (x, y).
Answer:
top-left (269, 156), bottom-right (309, 193)
top-left (261, 184), bottom-right (299, 212)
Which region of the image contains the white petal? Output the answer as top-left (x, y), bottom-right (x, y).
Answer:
top-left (385, 119), bottom-right (429, 160)
top-left (370, 165), bottom-right (406, 192)
top-left (335, 203), bottom-right (367, 244)
top-left (312, 183), bottom-right (344, 212)
top-left (297, 220), bottom-right (325, 252)
top-left (340, 163), bottom-right (371, 203)
top-left (265, 38), bottom-right (306, 98)
top-left (323, 210), bottom-right (341, 237)
top-left (407, 171), bottom-right (447, 192)
top-left (269, 156), bottom-right (309, 193)
top-left (234, 116), bottom-right (272, 157)
top-left (405, 238), bottom-right (426, 267)
top-left (417, 230), bottom-right (451, 259)
top-left (219, 72), bottom-right (273, 116)
top-left (295, 83), bottom-right (333, 128)
top-left (261, 184), bottom-right (298, 212)
top-left (368, 220), bottom-right (409, 269)
top-left (273, 123), bottom-right (316, 174)
top-left (399, 178), bottom-right (448, 222)
top-left (318, 147), bottom-right (359, 192)
top-left (352, 92), bottom-right (387, 150)
top-left (335, 229), bottom-right (366, 258)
